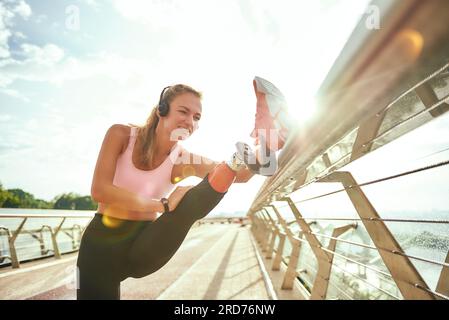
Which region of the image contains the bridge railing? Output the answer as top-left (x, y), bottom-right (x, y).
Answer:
top-left (0, 213), bottom-right (94, 268)
top-left (248, 0), bottom-right (449, 300)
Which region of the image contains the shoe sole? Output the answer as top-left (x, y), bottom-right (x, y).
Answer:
top-left (253, 76), bottom-right (293, 142)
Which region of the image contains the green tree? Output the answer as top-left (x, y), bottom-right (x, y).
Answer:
top-left (0, 182), bottom-right (6, 206)
top-left (7, 189), bottom-right (36, 208)
top-left (53, 193), bottom-right (96, 210)
top-left (53, 193), bottom-right (77, 210)
top-left (0, 182), bottom-right (20, 208)
top-left (74, 195), bottom-right (97, 210)
top-left (2, 187), bottom-right (52, 209)
top-left (34, 199), bottom-right (53, 209)
top-left (2, 194), bottom-right (20, 208)
top-left (0, 181), bottom-right (95, 210)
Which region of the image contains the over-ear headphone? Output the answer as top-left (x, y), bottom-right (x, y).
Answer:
top-left (158, 86), bottom-right (171, 117)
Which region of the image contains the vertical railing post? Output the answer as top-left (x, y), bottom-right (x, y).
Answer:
top-left (71, 224), bottom-right (82, 249)
top-left (272, 231), bottom-right (286, 271)
top-left (268, 205), bottom-right (302, 290)
top-left (318, 223), bottom-right (356, 299)
top-left (258, 211), bottom-right (271, 252)
top-left (319, 171), bottom-right (435, 300)
top-left (8, 218), bottom-right (27, 268)
top-left (281, 238), bottom-right (301, 290)
top-left (51, 218), bottom-right (66, 259)
top-left (256, 213), bottom-right (265, 245)
top-left (279, 199), bottom-right (332, 299)
top-left (253, 212), bottom-right (263, 244)
top-left (31, 229), bottom-right (47, 255)
top-left (266, 229), bottom-right (278, 259)
top-left (251, 213), bottom-right (260, 244)
top-left (262, 209), bottom-right (278, 258)
top-left (436, 249), bottom-right (449, 298)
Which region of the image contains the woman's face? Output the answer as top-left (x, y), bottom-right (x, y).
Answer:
top-left (160, 92), bottom-right (202, 141)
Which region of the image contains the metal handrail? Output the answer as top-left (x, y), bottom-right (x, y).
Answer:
top-left (279, 216), bottom-right (449, 224)
top-left (308, 231), bottom-right (449, 268)
top-left (284, 99), bottom-right (449, 201)
top-left (320, 246), bottom-right (393, 279)
top-left (262, 215), bottom-right (447, 300)
top-left (0, 213), bottom-right (94, 218)
top-left (276, 216), bottom-right (449, 270)
top-left (298, 69), bottom-right (449, 193)
top-left (264, 221), bottom-right (377, 300)
top-left (0, 215), bottom-right (91, 268)
top-left (382, 62), bottom-right (449, 115)
top-left (330, 261), bottom-right (401, 300)
top-left (373, 93), bottom-right (449, 143)
top-left (414, 283), bottom-right (449, 300)
top-left (288, 159), bottom-right (449, 205)
top-left (284, 229), bottom-right (394, 279)
top-left (325, 279), bottom-right (355, 300)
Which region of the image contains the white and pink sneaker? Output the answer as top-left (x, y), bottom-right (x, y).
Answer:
top-left (250, 76), bottom-right (293, 152)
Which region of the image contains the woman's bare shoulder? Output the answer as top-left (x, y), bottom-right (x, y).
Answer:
top-left (108, 124), bottom-right (132, 136)
top-left (105, 124), bottom-right (133, 153)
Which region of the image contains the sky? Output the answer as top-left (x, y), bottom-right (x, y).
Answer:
top-left (0, 0), bottom-right (376, 214)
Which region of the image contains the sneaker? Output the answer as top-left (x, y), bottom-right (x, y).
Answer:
top-left (225, 147), bottom-right (246, 172)
top-left (250, 76), bottom-right (293, 151)
top-left (235, 141), bottom-right (278, 176)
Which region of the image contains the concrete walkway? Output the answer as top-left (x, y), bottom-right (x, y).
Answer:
top-left (158, 225), bottom-right (269, 300)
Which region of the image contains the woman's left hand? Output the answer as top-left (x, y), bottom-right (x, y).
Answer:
top-left (167, 185), bottom-right (194, 211)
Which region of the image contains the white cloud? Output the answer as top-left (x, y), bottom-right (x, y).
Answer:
top-left (0, 71), bottom-right (13, 87)
top-left (0, 87), bottom-right (29, 102)
top-left (21, 43), bottom-right (64, 65)
top-left (0, 0), bottom-right (32, 59)
top-left (113, 0), bottom-right (184, 29)
top-left (2, 49), bottom-right (141, 84)
top-left (14, 30), bottom-right (25, 39)
top-left (0, 2), bottom-right (14, 59)
top-left (12, 0), bottom-right (32, 19)
top-left (84, 0), bottom-right (100, 9)
top-left (0, 42), bottom-right (66, 91)
top-left (34, 14), bottom-right (47, 24)
top-left (0, 114), bottom-right (13, 122)
top-left (0, 29), bottom-right (12, 58)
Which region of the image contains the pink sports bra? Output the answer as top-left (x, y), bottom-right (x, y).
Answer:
top-left (98, 126), bottom-right (181, 220)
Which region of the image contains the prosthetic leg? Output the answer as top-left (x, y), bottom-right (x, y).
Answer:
top-left (207, 148), bottom-right (247, 192)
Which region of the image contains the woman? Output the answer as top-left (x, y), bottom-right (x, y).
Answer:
top-left (76, 82), bottom-right (285, 300)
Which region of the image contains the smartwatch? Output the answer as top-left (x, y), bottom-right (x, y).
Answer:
top-left (160, 198), bottom-right (170, 213)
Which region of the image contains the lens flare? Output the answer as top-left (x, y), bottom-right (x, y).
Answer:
top-left (101, 210), bottom-right (124, 228)
top-left (182, 165), bottom-right (196, 178)
top-left (396, 28), bottom-right (424, 62)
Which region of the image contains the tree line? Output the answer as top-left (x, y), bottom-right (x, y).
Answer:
top-left (0, 182), bottom-right (97, 210)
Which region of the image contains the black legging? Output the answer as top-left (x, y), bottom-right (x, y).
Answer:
top-left (76, 175), bottom-right (226, 300)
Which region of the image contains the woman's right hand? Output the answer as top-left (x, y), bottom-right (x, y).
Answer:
top-left (167, 185), bottom-right (194, 212)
